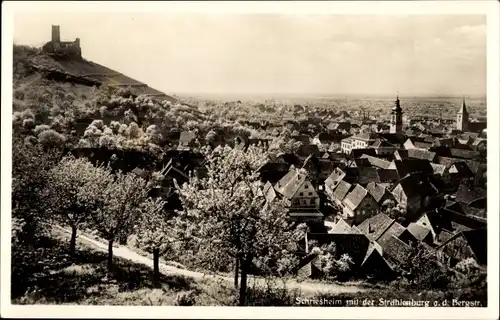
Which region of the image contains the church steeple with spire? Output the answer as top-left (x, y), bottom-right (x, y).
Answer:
top-left (457, 96), bottom-right (469, 132)
top-left (390, 93), bottom-right (403, 134)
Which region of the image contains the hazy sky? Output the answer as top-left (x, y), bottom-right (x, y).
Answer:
top-left (13, 12), bottom-right (486, 96)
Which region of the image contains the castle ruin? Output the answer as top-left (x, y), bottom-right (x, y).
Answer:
top-left (42, 25), bottom-right (82, 57)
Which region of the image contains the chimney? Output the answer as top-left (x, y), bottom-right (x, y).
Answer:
top-left (52, 25), bottom-right (60, 43)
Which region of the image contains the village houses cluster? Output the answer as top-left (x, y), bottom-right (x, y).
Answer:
top-left (69, 95), bottom-right (487, 281)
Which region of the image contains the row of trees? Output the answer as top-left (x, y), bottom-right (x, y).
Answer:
top-left (12, 140), bottom-right (302, 305)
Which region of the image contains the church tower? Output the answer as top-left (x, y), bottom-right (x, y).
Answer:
top-left (390, 94), bottom-right (403, 134)
top-left (457, 97), bottom-right (469, 132)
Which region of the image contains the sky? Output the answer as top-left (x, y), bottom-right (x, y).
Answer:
top-left (13, 12), bottom-right (486, 97)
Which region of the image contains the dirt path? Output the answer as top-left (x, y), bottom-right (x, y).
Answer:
top-left (56, 226), bottom-right (369, 295)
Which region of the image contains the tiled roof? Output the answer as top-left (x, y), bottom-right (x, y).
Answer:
top-left (351, 148), bottom-right (377, 158)
top-left (329, 219), bottom-right (353, 234)
top-left (353, 132), bottom-right (378, 141)
top-left (377, 169), bottom-right (400, 183)
top-left (297, 144), bottom-right (320, 158)
top-left (376, 220), bottom-right (406, 248)
top-left (382, 235), bottom-right (413, 265)
top-left (275, 168), bottom-right (308, 199)
top-left (448, 162), bottom-right (474, 178)
top-left (407, 149), bottom-right (436, 162)
top-left (430, 163), bottom-right (447, 175)
top-left (392, 159), bottom-right (434, 177)
top-left (393, 173), bottom-right (436, 198)
top-left (332, 180), bottom-right (353, 202)
top-left (357, 213), bottom-right (394, 241)
top-left (358, 167), bottom-right (380, 185)
top-left (406, 222), bottom-right (432, 241)
top-left (449, 148), bottom-right (480, 159)
top-left (325, 168), bottom-right (346, 191)
top-left (366, 182), bottom-right (388, 203)
top-left (360, 154), bottom-right (392, 169)
top-left (343, 184), bottom-right (370, 211)
top-left (455, 184), bottom-right (486, 204)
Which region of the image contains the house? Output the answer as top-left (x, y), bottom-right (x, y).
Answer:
top-left (324, 167), bottom-right (347, 196)
top-left (382, 234), bottom-right (415, 270)
top-left (447, 162), bottom-right (475, 184)
top-left (341, 137), bottom-right (354, 154)
top-left (404, 149), bottom-right (437, 162)
top-left (257, 162), bottom-right (290, 184)
top-left (357, 167), bottom-right (381, 185)
top-left (399, 222), bottom-right (434, 245)
top-left (359, 155), bottom-right (392, 169)
top-left (342, 184), bottom-right (380, 225)
top-left (351, 148), bottom-right (377, 158)
top-left (471, 138), bottom-right (487, 152)
top-left (357, 213), bottom-right (395, 242)
top-left (454, 183), bottom-right (486, 205)
top-left (388, 159), bottom-right (434, 178)
top-left (375, 220), bottom-right (406, 248)
top-left (274, 168), bottom-right (322, 221)
top-left (390, 174), bottom-right (440, 220)
top-left (360, 242), bottom-right (396, 280)
top-left (350, 132), bottom-right (378, 150)
top-left (376, 169), bottom-right (400, 188)
top-left (297, 144), bottom-right (321, 161)
top-left (403, 137), bottom-right (433, 150)
top-left (312, 132), bottom-right (337, 146)
top-left (366, 182), bottom-right (394, 205)
top-left (178, 131), bottom-right (197, 150)
top-left (329, 180), bottom-right (353, 208)
top-left (435, 228), bottom-right (487, 267)
top-left (291, 134), bottom-right (311, 144)
top-left (369, 139), bottom-right (398, 156)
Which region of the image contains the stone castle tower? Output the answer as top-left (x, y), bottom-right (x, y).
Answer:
top-left (456, 97), bottom-right (469, 132)
top-left (42, 25), bottom-right (81, 57)
top-left (390, 94), bottom-right (403, 134)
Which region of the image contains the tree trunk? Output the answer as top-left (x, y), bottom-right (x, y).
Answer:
top-left (153, 248), bottom-right (160, 287)
top-left (238, 254), bottom-right (252, 306)
top-left (234, 256), bottom-right (239, 288)
top-left (107, 239), bottom-right (114, 276)
top-left (69, 225), bottom-right (77, 256)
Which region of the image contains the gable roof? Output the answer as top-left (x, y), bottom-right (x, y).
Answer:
top-left (357, 213), bottom-right (394, 241)
top-left (382, 235), bottom-right (414, 265)
top-left (358, 166), bottom-right (380, 185)
top-left (407, 148), bottom-right (437, 162)
top-left (366, 182), bottom-right (389, 203)
top-left (332, 180), bottom-right (353, 202)
top-left (391, 159), bottom-right (434, 177)
top-left (297, 144), bottom-right (320, 158)
top-left (406, 222), bottom-right (432, 241)
top-left (448, 162), bottom-right (474, 178)
top-left (274, 168), bottom-right (306, 199)
top-left (393, 173), bottom-right (437, 198)
top-left (375, 220), bottom-right (406, 248)
top-left (360, 154), bottom-right (392, 169)
top-left (351, 148), bottom-right (377, 158)
top-left (343, 184), bottom-right (371, 211)
top-left (325, 167), bottom-right (346, 191)
top-left (329, 219), bottom-right (353, 234)
top-left (455, 184), bottom-right (486, 205)
top-left (377, 169), bottom-right (400, 183)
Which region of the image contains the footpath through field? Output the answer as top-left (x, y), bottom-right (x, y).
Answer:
top-left (55, 225), bottom-right (368, 296)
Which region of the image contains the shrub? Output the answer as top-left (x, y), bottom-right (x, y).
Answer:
top-left (33, 124), bottom-right (51, 135)
top-left (14, 89), bottom-right (25, 100)
top-left (90, 119), bottom-right (105, 130)
top-left (109, 121), bottom-right (121, 134)
top-left (174, 291), bottom-right (197, 306)
top-left (22, 118), bottom-right (35, 130)
top-left (38, 129), bottom-right (66, 148)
